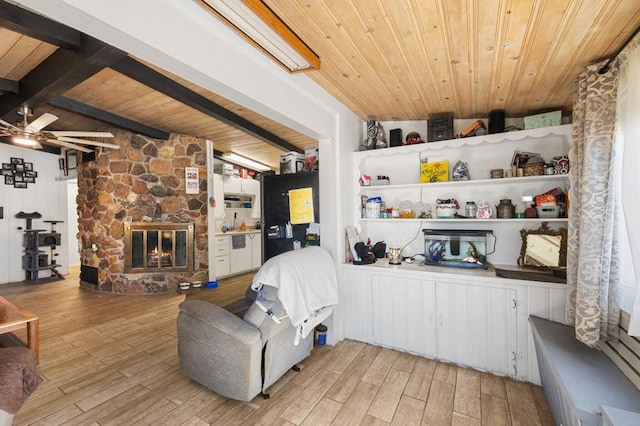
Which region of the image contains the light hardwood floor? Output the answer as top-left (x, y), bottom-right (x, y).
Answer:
top-left (1, 268), bottom-right (555, 425)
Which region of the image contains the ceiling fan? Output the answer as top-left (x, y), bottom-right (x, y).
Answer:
top-left (0, 106), bottom-right (118, 153)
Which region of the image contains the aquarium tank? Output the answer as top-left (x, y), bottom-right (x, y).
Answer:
top-left (422, 229), bottom-right (494, 269)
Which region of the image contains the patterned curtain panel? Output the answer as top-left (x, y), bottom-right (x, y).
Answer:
top-left (565, 61), bottom-right (621, 346)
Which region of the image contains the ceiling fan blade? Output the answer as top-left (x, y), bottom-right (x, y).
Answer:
top-left (46, 138), bottom-right (93, 153)
top-left (57, 136), bottom-right (119, 149)
top-left (49, 131), bottom-right (114, 138)
top-left (25, 113), bottom-right (58, 132)
top-left (0, 118), bottom-right (20, 131)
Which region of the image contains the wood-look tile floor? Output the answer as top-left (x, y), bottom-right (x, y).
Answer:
top-left (1, 268), bottom-right (555, 425)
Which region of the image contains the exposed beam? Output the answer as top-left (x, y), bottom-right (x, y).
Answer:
top-left (49, 96), bottom-right (170, 140)
top-left (0, 1), bottom-right (80, 49)
top-left (0, 35), bottom-right (127, 120)
top-left (111, 57), bottom-right (303, 154)
top-left (0, 77), bottom-right (19, 94)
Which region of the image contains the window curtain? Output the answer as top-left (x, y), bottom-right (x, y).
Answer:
top-left (618, 36), bottom-right (640, 335)
top-left (565, 60), bottom-right (621, 346)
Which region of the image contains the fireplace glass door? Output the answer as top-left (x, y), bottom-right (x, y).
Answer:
top-left (125, 222), bottom-right (194, 273)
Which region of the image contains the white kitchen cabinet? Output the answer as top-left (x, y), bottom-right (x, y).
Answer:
top-left (223, 175), bottom-right (242, 194)
top-left (215, 232), bottom-right (261, 277)
top-left (223, 176), bottom-right (261, 218)
top-left (223, 175), bottom-right (259, 196)
top-left (248, 232), bottom-right (262, 268)
top-left (434, 279), bottom-right (517, 376)
top-left (371, 273), bottom-right (437, 357)
top-left (340, 264), bottom-right (567, 383)
top-left (229, 234), bottom-right (252, 275)
top-left (214, 235), bottom-right (230, 278)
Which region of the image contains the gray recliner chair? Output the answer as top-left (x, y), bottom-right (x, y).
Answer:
top-left (177, 285), bottom-right (313, 401)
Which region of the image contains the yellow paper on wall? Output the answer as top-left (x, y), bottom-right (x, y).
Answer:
top-left (289, 187), bottom-right (314, 224)
top-left (421, 160), bottom-right (449, 183)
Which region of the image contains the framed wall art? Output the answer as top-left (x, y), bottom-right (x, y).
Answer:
top-left (2, 157), bottom-right (38, 188)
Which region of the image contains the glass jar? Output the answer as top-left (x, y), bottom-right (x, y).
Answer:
top-left (465, 201), bottom-right (477, 218)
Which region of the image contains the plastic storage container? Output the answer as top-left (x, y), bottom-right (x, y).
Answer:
top-left (423, 229), bottom-right (493, 269)
top-left (315, 324), bottom-right (327, 346)
top-left (536, 205), bottom-right (560, 218)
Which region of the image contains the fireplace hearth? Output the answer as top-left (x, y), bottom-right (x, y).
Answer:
top-left (124, 222), bottom-right (194, 273)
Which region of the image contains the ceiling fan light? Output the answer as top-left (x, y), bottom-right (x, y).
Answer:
top-left (13, 134), bottom-right (39, 147)
top-left (222, 152), bottom-right (271, 172)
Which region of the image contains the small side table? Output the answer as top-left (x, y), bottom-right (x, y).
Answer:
top-left (0, 296), bottom-right (39, 362)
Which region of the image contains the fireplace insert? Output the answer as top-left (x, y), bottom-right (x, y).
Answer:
top-left (124, 222), bottom-right (194, 273)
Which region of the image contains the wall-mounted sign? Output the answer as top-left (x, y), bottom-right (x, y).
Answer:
top-left (185, 167), bottom-right (199, 194)
top-left (2, 157), bottom-right (37, 188)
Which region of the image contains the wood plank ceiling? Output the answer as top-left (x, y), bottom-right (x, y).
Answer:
top-left (267, 0), bottom-right (640, 120)
top-left (1, 0), bottom-right (640, 170)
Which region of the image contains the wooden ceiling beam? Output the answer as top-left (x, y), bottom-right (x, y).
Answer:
top-left (0, 1), bottom-right (80, 49)
top-left (0, 77), bottom-right (19, 94)
top-left (49, 96), bottom-right (170, 140)
top-left (0, 35), bottom-right (127, 121)
top-left (110, 57), bottom-right (303, 154)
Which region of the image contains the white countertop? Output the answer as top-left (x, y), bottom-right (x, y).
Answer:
top-left (215, 229), bottom-right (261, 236)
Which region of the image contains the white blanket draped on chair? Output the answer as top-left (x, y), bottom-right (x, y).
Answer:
top-left (251, 246), bottom-right (339, 344)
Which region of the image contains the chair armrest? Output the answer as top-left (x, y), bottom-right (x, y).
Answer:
top-left (179, 300), bottom-right (260, 345)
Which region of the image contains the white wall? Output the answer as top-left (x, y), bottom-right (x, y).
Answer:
top-left (0, 144), bottom-right (69, 284)
top-left (15, 0), bottom-right (363, 342)
top-left (66, 179), bottom-right (80, 266)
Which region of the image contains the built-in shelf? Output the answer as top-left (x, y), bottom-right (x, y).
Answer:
top-left (360, 174), bottom-right (569, 192)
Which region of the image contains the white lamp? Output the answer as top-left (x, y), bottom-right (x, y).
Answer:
top-left (198, 0), bottom-right (320, 72)
top-left (222, 152), bottom-right (271, 172)
top-left (12, 134), bottom-right (42, 149)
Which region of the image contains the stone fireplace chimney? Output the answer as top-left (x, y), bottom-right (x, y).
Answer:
top-left (76, 132), bottom-right (209, 294)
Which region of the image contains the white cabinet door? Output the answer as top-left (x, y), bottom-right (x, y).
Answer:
top-left (242, 179), bottom-right (261, 217)
top-left (215, 255), bottom-right (230, 277)
top-left (229, 235), bottom-right (252, 274)
top-left (214, 235), bottom-right (230, 278)
top-left (214, 235), bottom-right (229, 256)
top-left (213, 174), bottom-right (225, 218)
top-left (435, 280), bottom-right (517, 376)
top-left (223, 175), bottom-right (242, 194)
top-left (371, 274), bottom-right (437, 358)
top-left (341, 267), bottom-right (375, 343)
top-left (241, 178), bottom-right (259, 196)
top-left (249, 232), bottom-right (262, 268)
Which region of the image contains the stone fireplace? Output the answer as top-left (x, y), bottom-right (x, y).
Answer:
top-left (76, 132), bottom-right (209, 294)
top-left (124, 222), bottom-right (194, 273)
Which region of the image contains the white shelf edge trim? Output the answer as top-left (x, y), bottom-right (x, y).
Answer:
top-left (353, 124), bottom-right (572, 159)
top-left (360, 218), bottom-right (568, 223)
top-left (359, 174), bottom-right (569, 191)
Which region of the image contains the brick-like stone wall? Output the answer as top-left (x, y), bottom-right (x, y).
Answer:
top-left (76, 132), bottom-right (209, 294)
